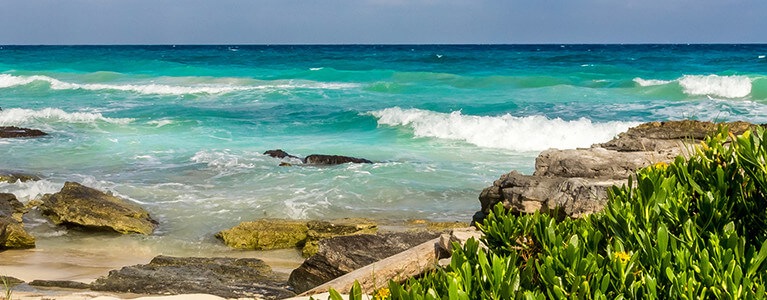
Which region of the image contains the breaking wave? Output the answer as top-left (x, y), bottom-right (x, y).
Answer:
top-left (0, 108), bottom-right (134, 126)
top-left (370, 107), bottom-right (638, 151)
top-left (0, 74), bottom-right (357, 95)
top-left (634, 74), bottom-right (755, 99)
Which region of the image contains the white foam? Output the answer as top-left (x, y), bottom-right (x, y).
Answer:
top-left (633, 77), bottom-right (673, 87)
top-left (370, 107), bottom-right (637, 151)
top-left (0, 108), bottom-right (134, 126)
top-left (678, 75), bottom-right (752, 98)
top-left (148, 119), bottom-right (174, 127)
top-left (0, 74), bottom-right (357, 95)
top-left (0, 179), bottom-right (63, 202)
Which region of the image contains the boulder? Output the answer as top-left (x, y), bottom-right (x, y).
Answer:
top-left (39, 182), bottom-right (158, 235)
top-left (0, 126), bottom-right (47, 138)
top-left (0, 193), bottom-right (35, 249)
top-left (288, 231), bottom-right (440, 294)
top-left (90, 255), bottom-right (295, 299)
top-left (303, 154), bottom-right (373, 165)
top-left (477, 120), bottom-right (756, 219)
top-left (215, 219), bottom-right (309, 251)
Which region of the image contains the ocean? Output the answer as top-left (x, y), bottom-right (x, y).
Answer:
top-left (1, 44), bottom-right (767, 252)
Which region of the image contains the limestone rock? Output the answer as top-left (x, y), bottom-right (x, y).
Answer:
top-left (39, 182), bottom-right (158, 235)
top-left (0, 193), bottom-right (35, 249)
top-left (90, 255), bottom-right (295, 299)
top-left (288, 231), bottom-right (440, 294)
top-left (0, 126), bottom-right (47, 138)
top-left (264, 149), bottom-right (301, 160)
top-left (215, 219), bottom-right (309, 250)
top-left (478, 120), bottom-right (750, 219)
top-left (29, 280), bottom-right (91, 289)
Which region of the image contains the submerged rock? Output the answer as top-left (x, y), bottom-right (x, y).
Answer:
top-left (264, 149), bottom-right (301, 160)
top-left (288, 231), bottom-right (440, 294)
top-left (91, 255), bottom-right (295, 299)
top-left (0, 126), bottom-right (47, 138)
top-left (39, 182), bottom-right (158, 235)
top-left (477, 120), bottom-right (759, 219)
top-left (0, 193), bottom-right (35, 249)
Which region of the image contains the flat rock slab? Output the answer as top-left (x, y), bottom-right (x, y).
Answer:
top-left (0, 171), bottom-right (41, 183)
top-left (288, 231), bottom-right (440, 294)
top-left (0, 126), bottom-right (47, 138)
top-left (39, 182), bottom-right (158, 235)
top-left (90, 256), bottom-right (295, 299)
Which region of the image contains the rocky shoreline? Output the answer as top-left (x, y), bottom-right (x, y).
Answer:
top-left (1, 121), bottom-right (757, 299)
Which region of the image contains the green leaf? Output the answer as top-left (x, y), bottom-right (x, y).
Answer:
top-left (328, 288), bottom-right (344, 300)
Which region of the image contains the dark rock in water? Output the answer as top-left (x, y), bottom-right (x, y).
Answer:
top-left (39, 182), bottom-right (158, 235)
top-left (0, 193), bottom-right (35, 249)
top-left (0, 171), bottom-right (41, 183)
top-left (303, 154), bottom-right (373, 165)
top-left (477, 120), bottom-right (760, 221)
top-left (0, 126), bottom-right (47, 138)
top-left (264, 149), bottom-right (301, 160)
top-left (288, 231), bottom-right (440, 294)
top-left (264, 149), bottom-right (374, 165)
top-left (29, 280), bottom-right (91, 289)
top-left (91, 255), bottom-right (295, 299)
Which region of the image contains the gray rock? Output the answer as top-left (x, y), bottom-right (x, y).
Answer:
top-left (0, 193), bottom-right (35, 249)
top-left (477, 120), bottom-right (755, 219)
top-left (39, 182), bottom-right (158, 235)
top-left (288, 231), bottom-right (440, 294)
top-left (90, 256), bottom-right (295, 299)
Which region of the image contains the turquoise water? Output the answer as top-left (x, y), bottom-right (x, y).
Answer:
top-left (1, 44), bottom-right (767, 246)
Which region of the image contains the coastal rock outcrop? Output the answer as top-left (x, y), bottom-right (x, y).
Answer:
top-left (0, 126), bottom-right (47, 138)
top-left (216, 218), bottom-right (377, 257)
top-left (288, 231), bottom-right (440, 294)
top-left (263, 149), bottom-right (373, 165)
top-left (90, 255), bottom-right (295, 299)
top-left (477, 120), bottom-right (761, 220)
top-left (39, 182), bottom-right (158, 235)
top-left (0, 193), bottom-right (35, 249)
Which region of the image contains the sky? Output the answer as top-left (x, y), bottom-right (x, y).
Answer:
top-left (0, 0), bottom-right (765, 45)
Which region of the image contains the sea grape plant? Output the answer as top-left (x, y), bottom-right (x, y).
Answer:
top-left (328, 126), bottom-right (767, 299)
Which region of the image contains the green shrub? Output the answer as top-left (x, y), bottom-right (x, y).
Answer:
top-left (329, 126), bottom-right (767, 299)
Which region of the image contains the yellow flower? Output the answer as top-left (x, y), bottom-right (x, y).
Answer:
top-left (374, 287), bottom-right (391, 300)
top-left (614, 251), bottom-right (631, 264)
top-left (653, 161), bottom-right (668, 171)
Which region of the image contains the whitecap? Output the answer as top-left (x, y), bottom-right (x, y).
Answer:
top-left (678, 75), bottom-right (752, 98)
top-left (369, 107), bottom-right (638, 152)
top-left (0, 107), bottom-right (134, 126)
top-left (633, 77), bottom-right (674, 87)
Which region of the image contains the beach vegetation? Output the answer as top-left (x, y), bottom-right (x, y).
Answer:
top-left (328, 125), bottom-right (767, 299)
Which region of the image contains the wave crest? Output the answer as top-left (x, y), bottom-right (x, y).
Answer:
top-left (634, 74), bottom-right (753, 99)
top-left (0, 74), bottom-right (357, 95)
top-left (370, 107), bottom-right (637, 151)
top-left (0, 108), bottom-right (134, 126)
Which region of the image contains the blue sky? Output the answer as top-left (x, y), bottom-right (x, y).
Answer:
top-left (1, 0), bottom-right (765, 44)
